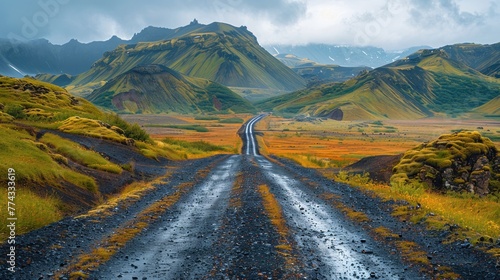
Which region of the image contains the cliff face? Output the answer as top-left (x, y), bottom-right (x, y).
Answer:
top-left (392, 131), bottom-right (499, 196)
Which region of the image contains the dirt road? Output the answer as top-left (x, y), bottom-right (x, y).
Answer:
top-left (1, 115), bottom-right (498, 279)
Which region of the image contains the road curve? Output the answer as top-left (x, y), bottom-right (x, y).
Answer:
top-left (243, 114), bottom-right (266, 156)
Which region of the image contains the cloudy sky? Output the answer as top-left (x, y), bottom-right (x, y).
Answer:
top-left (1, 0), bottom-right (498, 50)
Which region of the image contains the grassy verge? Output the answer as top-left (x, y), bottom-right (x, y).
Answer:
top-left (219, 117), bottom-right (244, 124)
top-left (161, 138), bottom-right (236, 159)
top-left (329, 171), bottom-right (500, 243)
top-left (257, 184), bottom-right (301, 275)
top-left (40, 133), bottom-right (122, 174)
top-left (317, 184), bottom-right (460, 279)
top-left (0, 188), bottom-right (63, 242)
top-left (146, 124), bottom-right (209, 132)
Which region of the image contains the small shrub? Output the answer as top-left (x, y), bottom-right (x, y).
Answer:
top-left (121, 162), bottom-right (135, 172)
top-left (51, 153), bottom-right (68, 165)
top-left (4, 104), bottom-right (25, 119)
top-left (220, 117), bottom-right (244, 124)
top-left (124, 123), bottom-right (150, 142)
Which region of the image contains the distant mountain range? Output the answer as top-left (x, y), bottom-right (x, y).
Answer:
top-left (275, 53), bottom-right (371, 84)
top-left (264, 44), bottom-right (430, 68)
top-left (87, 64), bottom-right (255, 114)
top-left (0, 20), bottom-right (212, 77)
top-left (2, 21), bottom-right (498, 118)
top-left (258, 43), bottom-right (500, 120)
top-left (1, 22), bottom-right (428, 78)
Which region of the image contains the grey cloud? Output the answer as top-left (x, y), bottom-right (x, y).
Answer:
top-left (0, 0), bottom-right (498, 49)
top-left (238, 0), bottom-right (307, 24)
top-left (408, 0), bottom-right (484, 27)
top-left (0, 0), bottom-right (307, 43)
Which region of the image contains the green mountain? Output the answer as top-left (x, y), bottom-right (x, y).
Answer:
top-left (258, 46), bottom-right (500, 120)
top-left (473, 95), bottom-right (500, 116)
top-left (87, 64), bottom-right (255, 114)
top-left (440, 43), bottom-right (500, 78)
top-left (57, 22), bottom-right (304, 96)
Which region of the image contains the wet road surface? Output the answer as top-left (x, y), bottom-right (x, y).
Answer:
top-left (6, 115), bottom-right (496, 279)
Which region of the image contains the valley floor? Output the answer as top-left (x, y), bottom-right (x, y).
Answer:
top-left (1, 116), bottom-right (498, 279)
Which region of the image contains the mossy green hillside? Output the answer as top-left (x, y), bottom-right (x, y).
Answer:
top-left (0, 76), bottom-right (104, 121)
top-left (40, 133), bottom-right (123, 174)
top-left (0, 76), bottom-right (183, 241)
top-left (87, 64), bottom-right (255, 114)
top-left (55, 22), bottom-right (304, 96)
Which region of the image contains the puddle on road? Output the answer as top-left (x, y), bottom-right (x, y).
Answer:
top-left (256, 156), bottom-right (410, 280)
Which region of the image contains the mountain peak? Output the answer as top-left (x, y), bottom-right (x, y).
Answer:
top-left (190, 18), bottom-right (199, 25)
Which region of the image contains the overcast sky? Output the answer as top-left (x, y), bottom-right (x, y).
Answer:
top-left (1, 0), bottom-right (498, 50)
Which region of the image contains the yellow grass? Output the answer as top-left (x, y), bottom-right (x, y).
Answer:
top-left (77, 180), bottom-right (157, 219)
top-left (255, 116), bottom-right (420, 168)
top-left (257, 184), bottom-right (300, 272)
top-left (329, 172), bottom-right (500, 242)
top-left (319, 192), bottom-right (371, 223)
top-left (229, 172), bottom-right (244, 209)
top-left (0, 188), bottom-right (62, 242)
top-left (395, 240), bottom-right (430, 265)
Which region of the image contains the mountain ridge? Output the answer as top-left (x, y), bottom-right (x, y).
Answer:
top-left (265, 44), bottom-right (430, 68)
top-left (52, 22), bottom-right (305, 96)
top-left (258, 45), bottom-right (500, 120)
top-left (0, 20), bottom-right (206, 77)
top-left (87, 64), bottom-right (256, 114)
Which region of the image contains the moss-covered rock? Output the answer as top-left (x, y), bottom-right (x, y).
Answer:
top-left (392, 131), bottom-right (499, 196)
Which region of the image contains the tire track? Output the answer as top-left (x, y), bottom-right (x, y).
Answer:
top-left (242, 116), bottom-right (419, 279)
top-left (255, 155), bottom-right (418, 279)
top-left (208, 156), bottom-right (302, 279)
top-left (92, 155), bottom-right (241, 279)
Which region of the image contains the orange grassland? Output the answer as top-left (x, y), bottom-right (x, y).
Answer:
top-left (254, 116), bottom-right (500, 168)
top-left (122, 114), bottom-right (253, 155)
top-left (160, 114), bottom-right (251, 152)
top-left (121, 114), bottom-right (500, 164)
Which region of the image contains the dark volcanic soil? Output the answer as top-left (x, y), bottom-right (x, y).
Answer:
top-left (344, 154), bottom-right (402, 183)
